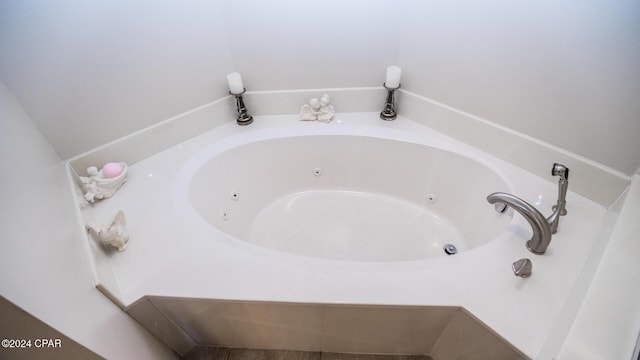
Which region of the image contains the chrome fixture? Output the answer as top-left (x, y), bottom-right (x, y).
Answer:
top-left (380, 83), bottom-right (399, 121)
top-left (443, 243), bottom-right (458, 255)
top-left (487, 192), bottom-right (552, 255)
top-left (229, 88), bottom-right (253, 126)
top-left (512, 258), bottom-right (533, 277)
top-left (546, 163), bottom-right (569, 234)
top-left (511, 258), bottom-right (533, 277)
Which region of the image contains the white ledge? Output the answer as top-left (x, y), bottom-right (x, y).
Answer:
top-left (68, 87), bottom-right (629, 208)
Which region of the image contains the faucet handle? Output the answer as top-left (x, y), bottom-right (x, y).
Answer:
top-left (512, 258), bottom-right (533, 278)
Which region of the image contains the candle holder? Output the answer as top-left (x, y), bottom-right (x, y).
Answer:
top-left (230, 88), bottom-right (253, 126)
top-left (380, 83), bottom-right (400, 121)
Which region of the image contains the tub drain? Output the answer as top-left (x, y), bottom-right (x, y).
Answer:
top-left (443, 244), bottom-right (457, 255)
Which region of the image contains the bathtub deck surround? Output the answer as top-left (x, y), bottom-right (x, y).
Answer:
top-left (227, 72), bottom-right (253, 126)
top-left (66, 87), bottom-right (629, 208)
top-left (396, 90), bottom-right (629, 207)
top-left (72, 112), bottom-right (616, 358)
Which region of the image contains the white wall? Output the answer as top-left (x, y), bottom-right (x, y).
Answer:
top-left (0, 80), bottom-right (175, 359)
top-left (219, 0), bottom-right (403, 91)
top-left (0, 0), bottom-right (234, 159)
top-left (0, 0), bottom-right (638, 172)
top-left (398, 0), bottom-right (640, 176)
top-left (557, 174), bottom-right (640, 359)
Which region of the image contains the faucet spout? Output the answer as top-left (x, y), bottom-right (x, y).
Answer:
top-left (487, 192), bottom-right (553, 255)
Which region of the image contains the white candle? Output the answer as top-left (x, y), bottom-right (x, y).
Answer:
top-left (227, 72), bottom-right (245, 94)
top-left (385, 66), bottom-right (402, 88)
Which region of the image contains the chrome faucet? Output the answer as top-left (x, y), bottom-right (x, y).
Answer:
top-left (487, 192), bottom-right (552, 254)
top-left (546, 163), bottom-right (569, 234)
top-left (487, 163), bottom-right (570, 255)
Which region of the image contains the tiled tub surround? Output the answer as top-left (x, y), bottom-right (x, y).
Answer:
top-left (68, 90), bottom-right (627, 358)
top-left (130, 299), bottom-right (528, 359)
top-left (185, 348), bottom-right (433, 360)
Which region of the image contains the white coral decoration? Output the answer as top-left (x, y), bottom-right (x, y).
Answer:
top-left (300, 94), bottom-right (334, 122)
top-left (86, 210), bottom-right (130, 252)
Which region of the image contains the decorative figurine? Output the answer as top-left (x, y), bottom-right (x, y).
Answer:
top-left (86, 210), bottom-right (130, 252)
top-left (79, 162), bottom-right (128, 203)
top-left (317, 94), bottom-right (335, 122)
top-left (300, 98), bottom-right (321, 121)
top-left (300, 94), bottom-right (334, 122)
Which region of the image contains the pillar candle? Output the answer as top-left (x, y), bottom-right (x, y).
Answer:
top-left (227, 72), bottom-right (244, 94)
top-left (385, 66), bottom-right (402, 88)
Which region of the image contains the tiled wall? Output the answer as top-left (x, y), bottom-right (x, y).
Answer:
top-left (185, 347), bottom-right (430, 360)
top-left (128, 297), bottom-right (529, 359)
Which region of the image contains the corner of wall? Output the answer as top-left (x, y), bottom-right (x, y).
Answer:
top-left (0, 80), bottom-right (176, 360)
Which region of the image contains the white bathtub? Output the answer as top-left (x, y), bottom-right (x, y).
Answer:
top-left (79, 112), bottom-right (610, 358)
top-left (185, 134), bottom-right (513, 262)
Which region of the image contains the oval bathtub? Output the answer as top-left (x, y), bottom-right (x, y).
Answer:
top-left (80, 113), bottom-right (609, 358)
top-left (185, 134), bottom-right (513, 262)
